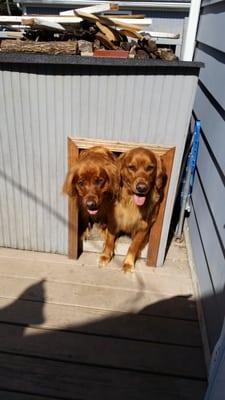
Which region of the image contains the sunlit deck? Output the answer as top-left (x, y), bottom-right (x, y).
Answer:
top-left (0, 240), bottom-right (207, 399)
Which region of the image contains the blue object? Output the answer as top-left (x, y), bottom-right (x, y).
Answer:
top-left (175, 120), bottom-right (201, 238)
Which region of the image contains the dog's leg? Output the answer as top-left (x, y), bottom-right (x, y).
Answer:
top-left (99, 229), bottom-right (116, 267)
top-left (123, 229), bottom-right (148, 273)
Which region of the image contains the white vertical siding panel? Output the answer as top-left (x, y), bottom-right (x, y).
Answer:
top-left (37, 72), bottom-right (51, 252)
top-left (1, 71), bottom-right (20, 248)
top-left (0, 72), bottom-right (12, 247)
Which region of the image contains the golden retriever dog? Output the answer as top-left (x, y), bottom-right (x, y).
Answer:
top-left (99, 147), bottom-right (167, 272)
top-left (62, 146), bottom-right (119, 244)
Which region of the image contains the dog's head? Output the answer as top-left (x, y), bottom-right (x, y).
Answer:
top-left (63, 146), bottom-right (119, 216)
top-left (119, 147), bottom-right (166, 206)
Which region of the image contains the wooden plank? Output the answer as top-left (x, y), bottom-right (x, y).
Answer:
top-left (0, 16), bottom-right (83, 24)
top-left (0, 246), bottom-right (192, 278)
top-left (60, 3), bottom-right (119, 16)
top-left (67, 138), bottom-right (81, 259)
top-left (0, 322), bottom-right (206, 378)
top-left (0, 296), bottom-right (201, 346)
top-left (0, 257), bottom-right (194, 296)
top-left (0, 353), bottom-right (206, 400)
top-left (147, 147), bottom-right (175, 266)
top-left (0, 391), bottom-right (51, 400)
top-left (22, 17), bottom-right (65, 31)
top-left (69, 136), bottom-right (173, 155)
top-left (0, 32), bottom-right (24, 39)
top-left (0, 275), bottom-right (197, 320)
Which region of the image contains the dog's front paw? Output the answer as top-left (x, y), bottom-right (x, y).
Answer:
top-left (122, 254), bottom-right (135, 273)
top-left (98, 253), bottom-right (112, 268)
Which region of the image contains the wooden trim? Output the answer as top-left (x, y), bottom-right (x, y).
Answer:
top-left (69, 136), bottom-right (173, 155)
top-left (67, 137), bottom-right (175, 267)
top-left (147, 147), bottom-right (175, 266)
top-left (68, 138), bottom-right (80, 259)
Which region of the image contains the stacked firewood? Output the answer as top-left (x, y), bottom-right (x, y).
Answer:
top-left (0, 3), bottom-right (179, 60)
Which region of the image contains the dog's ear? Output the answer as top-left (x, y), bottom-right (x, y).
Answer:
top-left (104, 158), bottom-right (121, 199)
top-left (117, 152), bottom-right (127, 180)
top-left (62, 166), bottom-right (78, 197)
top-left (154, 156), bottom-right (167, 194)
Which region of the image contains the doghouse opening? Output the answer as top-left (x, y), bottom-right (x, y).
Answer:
top-left (66, 137), bottom-right (175, 267)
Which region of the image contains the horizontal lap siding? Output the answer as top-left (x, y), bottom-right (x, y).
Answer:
top-left (189, 0), bottom-right (225, 349)
top-left (0, 65), bottom-right (198, 266)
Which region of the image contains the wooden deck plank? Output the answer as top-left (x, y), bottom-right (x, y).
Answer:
top-left (0, 353), bottom-right (206, 400)
top-left (0, 323), bottom-right (206, 378)
top-left (0, 275), bottom-right (197, 320)
top-left (0, 256), bottom-right (194, 296)
top-left (0, 243), bottom-right (206, 399)
top-left (0, 391), bottom-right (56, 400)
top-left (0, 297), bottom-right (202, 346)
top-left (0, 244), bottom-right (191, 277)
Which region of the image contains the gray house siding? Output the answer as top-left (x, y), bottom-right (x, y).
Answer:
top-left (188, 0), bottom-right (225, 351)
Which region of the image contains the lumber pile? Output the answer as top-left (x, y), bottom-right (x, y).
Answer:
top-left (0, 3), bottom-right (178, 60)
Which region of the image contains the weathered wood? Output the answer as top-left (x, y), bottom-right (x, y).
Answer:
top-left (147, 148), bottom-right (175, 266)
top-left (22, 17), bottom-right (65, 31)
top-left (0, 31), bottom-right (24, 39)
top-left (60, 3), bottom-right (119, 16)
top-left (96, 21), bottom-right (117, 42)
top-left (0, 256), bottom-right (194, 295)
top-left (0, 353), bottom-right (206, 400)
top-left (0, 323), bottom-right (206, 378)
top-left (95, 32), bottom-right (118, 49)
top-left (0, 296), bottom-right (201, 346)
top-left (69, 137), bottom-right (173, 155)
top-left (1, 40), bottom-right (78, 54)
top-left (0, 275), bottom-right (197, 320)
top-left (67, 138), bottom-right (80, 259)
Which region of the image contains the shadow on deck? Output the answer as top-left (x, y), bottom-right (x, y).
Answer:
top-left (0, 276), bottom-right (207, 400)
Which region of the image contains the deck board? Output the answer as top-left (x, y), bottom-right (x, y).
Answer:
top-left (0, 241), bottom-right (207, 399)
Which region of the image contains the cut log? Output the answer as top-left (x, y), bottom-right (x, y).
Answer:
top-left (1, 40), bottom-right (78, 54)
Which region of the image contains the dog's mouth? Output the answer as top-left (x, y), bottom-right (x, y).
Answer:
top-left (87, 209), bottom-right (98, 216)
top-left (133, 194), bottom-right (146, 206)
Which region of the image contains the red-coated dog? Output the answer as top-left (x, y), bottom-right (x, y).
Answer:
top-left (99, 147), bottom-right (167, 272)
top-left (63, 146), bottom-right (120, 248)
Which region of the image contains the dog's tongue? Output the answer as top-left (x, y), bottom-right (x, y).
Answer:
top-left (133, 195), bottom-right (146, 206)
top-left (87, 209), bottom-right (98, 216)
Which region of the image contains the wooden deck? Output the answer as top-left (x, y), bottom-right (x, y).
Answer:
top-left (0, 241), bottom-right (207, 400)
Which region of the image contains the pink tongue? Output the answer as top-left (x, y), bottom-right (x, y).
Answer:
top-left (133, 195), bottom-right (146, 206)
top-left (88, 209), bottom-right (98, 215)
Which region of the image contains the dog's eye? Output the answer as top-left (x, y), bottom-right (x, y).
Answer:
top-left (95, 177), bottom-right (104, 186)
top-left (78, 180), bottom-right (84, 187)
top-left (146, 165), bottom-right (154, 172)
top-left (128, 165), bottom-right (137, 172)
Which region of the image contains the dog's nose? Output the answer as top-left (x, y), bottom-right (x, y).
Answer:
top-left (136, 183), bottom-right (148, 194)
top-left (86, 200), bottom-right (97, 210)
